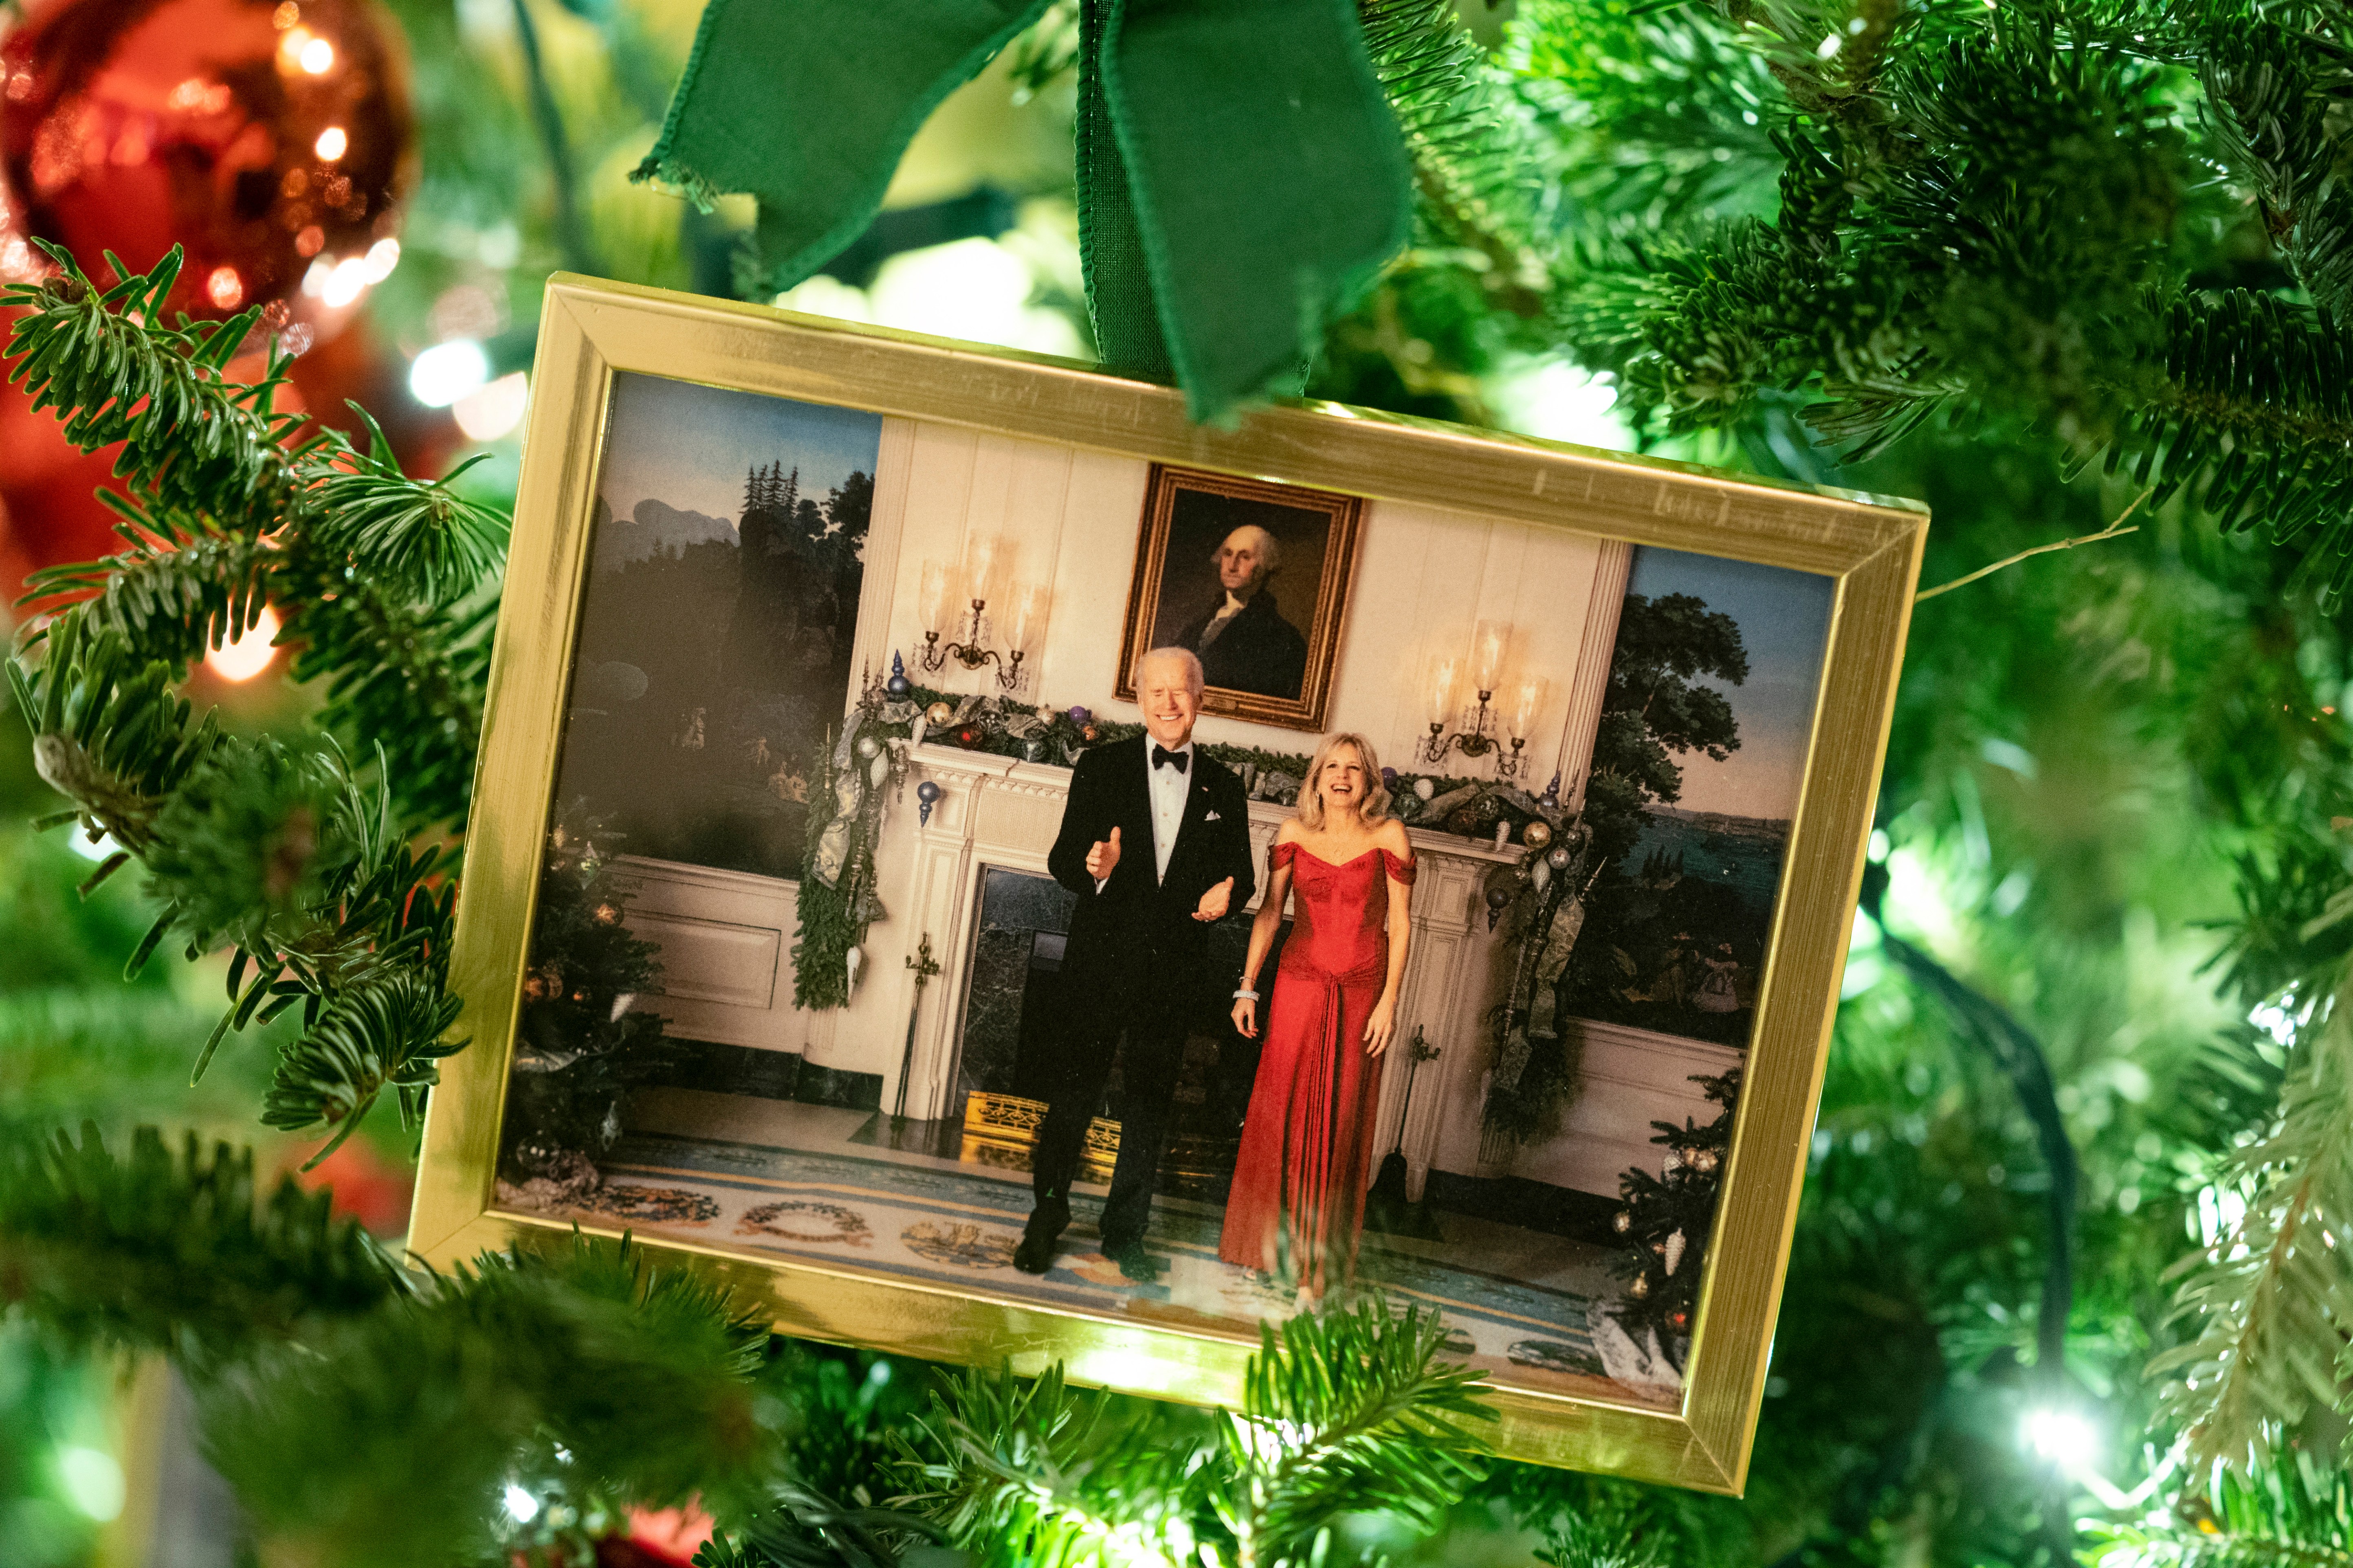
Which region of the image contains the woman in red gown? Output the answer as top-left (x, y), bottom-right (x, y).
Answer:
top-left (1219, 733), bottom-right (1415, 1299)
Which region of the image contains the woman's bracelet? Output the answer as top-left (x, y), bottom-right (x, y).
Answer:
top-left (1233, 986), bottom-right (1259, 1001)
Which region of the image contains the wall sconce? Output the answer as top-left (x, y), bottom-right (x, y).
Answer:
top-left (916, 536), bottom-right (1043, 690)
top-left (1419, 621), bottom-right (1547, 781)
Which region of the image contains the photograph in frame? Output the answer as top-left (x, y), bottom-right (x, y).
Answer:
top-left (412, 276), bottom-right (1924, 1493)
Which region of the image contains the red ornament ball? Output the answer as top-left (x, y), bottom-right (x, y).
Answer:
top-left (1, 0), bottom-right (415, 317)
top-left (953, 725), bottom-right (983, 748)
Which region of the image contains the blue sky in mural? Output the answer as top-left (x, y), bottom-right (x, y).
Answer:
top-left (1625, 547), bottom-right (1834, 820)
top-left (598, 373), bottom-right (883, 525)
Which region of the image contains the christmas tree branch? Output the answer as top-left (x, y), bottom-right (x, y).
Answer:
top-left (2152, 897), bottom-right (2353, 1477)
top-left (0, 1124), bottom-right (406, 1358)
top-left (1862, 865), bottom-right (2078, 1383)
top-left (1, 244), bottom-right (507, 1146)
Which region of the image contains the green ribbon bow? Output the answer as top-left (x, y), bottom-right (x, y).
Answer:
top-left (633, 0), bottom-right (1412, 422)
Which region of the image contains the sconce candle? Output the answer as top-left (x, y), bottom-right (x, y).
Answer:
top-left (1425, 652), bottom-right (1461, 727)
top-left (1508, 675), bottom-right (1549, 739)
top-left (917, 560), bottom-right (958, 629)
top-left (963, 533), bottom-right (1009, 608)
top-left (1006, 583), bottom-right (1049, 652)
top-left (1471, 619), bottom-right (1511, 694)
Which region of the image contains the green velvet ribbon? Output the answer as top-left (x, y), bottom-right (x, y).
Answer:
top-left (634, 0), bottom-right (1411, 422)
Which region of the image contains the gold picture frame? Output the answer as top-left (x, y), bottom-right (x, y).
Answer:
top-left (1115, 463), bottom-right (1363, 729)
top-left (408, 272), bottom-right (1926, 1495)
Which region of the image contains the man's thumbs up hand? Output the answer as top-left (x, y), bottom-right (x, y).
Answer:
top-left (1086, 824), bottom-right (1122, 881)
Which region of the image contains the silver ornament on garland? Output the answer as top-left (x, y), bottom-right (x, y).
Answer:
top-left (1629, 1274), bottom-right (1651, 1300)
top-left (1664, 1228), bottom-right (1687, 1276)
top-left (916, 779), bottom-right (942, 826)
top-left (1612, 1209), bottom-right (1632, 1234)
top-left (1547, 845), bottom-right (1572, 871)
top-left (856, 734), bottom-right (881, 760)
top-left (845, 945), bottom-right (864, 995)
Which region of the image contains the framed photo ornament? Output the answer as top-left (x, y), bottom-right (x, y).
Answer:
top-left (409, 273), bottom-right (1926, 1494)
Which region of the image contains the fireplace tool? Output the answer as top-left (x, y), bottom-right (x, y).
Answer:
top-left (892, 933), bottom-right (942, 1122)
top-left (1372, 1025), bottom-right (1437, 1194)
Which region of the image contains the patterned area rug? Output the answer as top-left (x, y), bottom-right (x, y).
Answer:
top-left (526, 1131), bottom-right (1676, 1411)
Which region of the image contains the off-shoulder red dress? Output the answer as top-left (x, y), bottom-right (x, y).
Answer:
top-left (1218, 841), bottom-right (1415, 1291)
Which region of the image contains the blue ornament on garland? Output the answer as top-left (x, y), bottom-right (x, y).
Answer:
top-left (886, 651), bottom-right (913, 698)
top-left (916, 779), bottom-right (943, 826)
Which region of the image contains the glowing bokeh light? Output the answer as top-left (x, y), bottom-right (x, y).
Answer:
top-left (2019, 1407), bottom-right (2099, 1469)
top-left (410, 339), bottom-right (491, 408)
top-left (206, 605), bottom-right (281, 682)
top-left (321, 255), bottom-right (370, 307)
top-left (361, 236), bottom-right (401, 282)
top-left (314, 125), bottom-right (347, 161)
top-left (453, 371), bottom-right (529, 442)
top-left (59, 1447), bottom-right (125, 1521)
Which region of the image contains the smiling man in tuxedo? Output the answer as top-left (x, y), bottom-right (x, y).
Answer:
top-left (1016, 646), bottom-right (1257, 1280)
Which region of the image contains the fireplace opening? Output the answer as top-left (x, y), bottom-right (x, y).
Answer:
top-left (948, 865), bottom-right (1280, 1199)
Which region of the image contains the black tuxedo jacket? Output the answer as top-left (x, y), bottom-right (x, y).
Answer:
top-left (1177, 589), bottom-right (1308, 700)
top-left (1047, 735), bottom-right (1257, 999)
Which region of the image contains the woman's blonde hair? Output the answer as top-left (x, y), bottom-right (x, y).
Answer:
top-left (1295, 733), bottom-right (1391, 829)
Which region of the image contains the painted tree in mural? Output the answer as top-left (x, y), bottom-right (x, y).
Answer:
top-left (1582, 593), bottom-right (1749, 871)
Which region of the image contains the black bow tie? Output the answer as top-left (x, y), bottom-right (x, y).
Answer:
top-left (1152, 745), bottom-right (1189, 772)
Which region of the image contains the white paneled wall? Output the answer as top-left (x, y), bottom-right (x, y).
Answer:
top-left (863, 419), bottom-right (1628, 782)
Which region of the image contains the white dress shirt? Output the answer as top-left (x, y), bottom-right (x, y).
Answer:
top-left (1145, 738), bottom-right (1193, 883)
top-left (1098, 738), bottom-right (1194, 892)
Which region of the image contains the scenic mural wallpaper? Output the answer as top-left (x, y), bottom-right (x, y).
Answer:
top-left (1561, 547), bottom-right (1835, 1048)
top-left (555, 373), bottom-right (883, 877)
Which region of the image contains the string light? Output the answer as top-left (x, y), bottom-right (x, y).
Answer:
top-left (410, 339), bottom-right (490, 407)
top-left (206, 605), bottom-right (281, 682)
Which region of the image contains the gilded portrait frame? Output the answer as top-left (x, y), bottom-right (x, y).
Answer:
top-left (1114, 463), bottom-right (1363, 729)
top-left (408, 273), bottom-right (1927, 1495)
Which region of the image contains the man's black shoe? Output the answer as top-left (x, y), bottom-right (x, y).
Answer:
top-left (1013, 1197), bottom-right (1068, 1275)
top-left (1104, 1237), bottom-right (1163, 1283)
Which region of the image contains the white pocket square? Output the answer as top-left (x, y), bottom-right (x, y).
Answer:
top-left (1205, 810), bottom-right (1223, 821)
